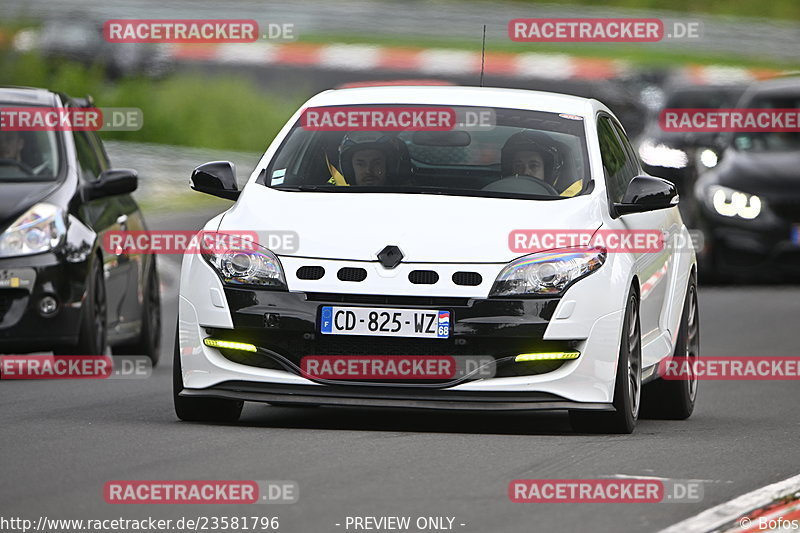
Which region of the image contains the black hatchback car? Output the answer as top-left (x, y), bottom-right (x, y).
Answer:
top-left (0, 87), bottom-right (160, 360)
top-left (692, 78), bottom-right (800, 281)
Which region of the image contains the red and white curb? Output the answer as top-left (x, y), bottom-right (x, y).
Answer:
top-left (659, 473), bottom-right (800, 533)
top-left (165, 41), bottom-right (782, 82)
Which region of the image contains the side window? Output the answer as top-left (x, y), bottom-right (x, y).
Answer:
top-left (610, 120), bottom-right (641, 179)
top-left (597, 116), bottom-right (629, 203)
top-left (87, 131), bottom-right (111, 170)
top-left (73, 131), bottom-right (102, 182)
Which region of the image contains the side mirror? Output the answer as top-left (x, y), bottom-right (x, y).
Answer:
top-left (190, 161), bottom-right (239, 200)
top-left (86, 169), bottom-right (138, 200)
top-left (614, 175), bottom-right (678, 215)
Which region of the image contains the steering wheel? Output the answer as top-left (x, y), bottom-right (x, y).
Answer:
top-left (481, 175), bottom-right (560, 196)
top-left (0, 158), bottom-right (35, 176)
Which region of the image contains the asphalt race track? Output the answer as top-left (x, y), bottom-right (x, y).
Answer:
top-left (0, 208), bottom-right (798, 533)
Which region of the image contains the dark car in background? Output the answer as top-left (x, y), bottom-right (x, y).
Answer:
top-left (0, 86), bottom-right (160, 360)
top-left (693, 78), bottom-right (800, 281)
top-left (15, 17), bottom-right (171, 79)
top-left (636, 82), bottom-right (746, 221)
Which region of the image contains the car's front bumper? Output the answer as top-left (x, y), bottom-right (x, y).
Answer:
top-left (0, 253), bottom-right (87, 353)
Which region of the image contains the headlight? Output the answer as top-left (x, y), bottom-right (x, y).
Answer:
top-left (638, 140), bottom-right (689, 169)
top-left (0, 203), bottom-right (66, 258)
top-left (201, 235), bottom-right (287, 289)
top-left (490, 248), bottom-right (606, 297)
top-left (707, 185), bottom-right (762, 219)
top-left (698, 148), bottom-right (718, 169)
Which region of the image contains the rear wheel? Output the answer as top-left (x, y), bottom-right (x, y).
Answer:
top-left (569, 289), bottom-right (641, 434)
top-left (641, 275), bottom-right (699, 419)
top-left (173, 322), bottom-right (243, 423)
top-left (113, 261), bottom-right (162, 366)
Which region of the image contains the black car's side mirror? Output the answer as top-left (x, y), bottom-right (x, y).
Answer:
top-left (190, 161), bottom-right (240, 200)
top-left (86, 169), bottom-right (138, 200)
top-left (614, 175), bottom-right (678, 215)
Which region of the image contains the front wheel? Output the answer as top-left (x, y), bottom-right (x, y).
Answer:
top-left (641, 275), bottom-right (699, 419)
top-left (569, 289), bottom-right (641, 434)
top-left (113, 261), bottom-right (162, 366)
top-left (173, 322), bottom-right (243, 423)
top-left (55, 258), bottom-right (107, 355)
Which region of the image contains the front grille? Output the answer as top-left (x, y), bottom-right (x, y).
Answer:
top-left (337, 267), bottom-right (367, 282)
top-left (409, 270), bottom-right (439, 284)
top-left (296, 266), bottom-right (325, 280)
top-left (305, 293), bottom-right (470, 306)
top-left (0, 290), bottom-right (25, 323)
top-left (453, 271), bottom-right (482, 286)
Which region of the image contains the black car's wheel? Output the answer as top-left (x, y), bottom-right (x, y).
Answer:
top-left (55, 258), bottom-right (107, 355)
top-left (641, 275), bottom-right (699, 419)
top-left (113, 261), bottom-right (162, 366)
top-left (173, 322), bottom-right (243, 423)
top-left (569, 288), bottom-right (641, 434)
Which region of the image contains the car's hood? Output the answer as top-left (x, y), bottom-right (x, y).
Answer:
top-left (221, 185), bottom-right (604, 263)
top-left (0, 180), bottom-right (62, 228)
top-left (714, 149), bottom-right (800, 195)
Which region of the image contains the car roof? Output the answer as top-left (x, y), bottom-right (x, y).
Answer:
top-left (305, 86), bottom-right (605, 118)
top-left (739, 77), bottom-right (800, 101)
top-left (0, 86), bottom-right (62, 106)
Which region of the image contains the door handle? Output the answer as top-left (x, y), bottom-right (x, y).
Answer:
top-left (116, 214), bottom-right (128, 230)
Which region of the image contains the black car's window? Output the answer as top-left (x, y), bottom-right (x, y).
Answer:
top-left (0, 105), bottom-right (61, 181)
top-left (732, 94), bottom-right (800, 152)
top-left (73, 130), bottom-right (102, 182)
top-left (260, 105), bottom-right (591, 200)
top-left (597, 115), bottom-right (635, 203)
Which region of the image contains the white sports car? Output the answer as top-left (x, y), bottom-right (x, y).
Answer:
top-left (174, 86), bottom-right (699, 433)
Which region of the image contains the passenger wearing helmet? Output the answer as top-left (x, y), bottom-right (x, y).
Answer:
top-left (327, 132), bottom-right (403, 186)
top-left (500, 130), bottom-right (583, 197)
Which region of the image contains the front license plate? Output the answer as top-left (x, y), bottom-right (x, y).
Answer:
top-left (792, 224), bottom-right (800, 246)
top-left (320, 306), bottom-right (450, 339)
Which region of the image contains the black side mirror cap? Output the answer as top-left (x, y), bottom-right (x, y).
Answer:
top-left (614, 175), bottom-right (678, 215)
top-left (190, 161), bottom-right (240, 200)
top-left (86, 168), bottom-right (138, 200)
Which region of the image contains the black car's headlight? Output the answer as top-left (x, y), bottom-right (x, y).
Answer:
top-left (0, 203), bottom-right (67, 258)
top-left (490, 248), bottom-right (606, 297)
top-left (200, 235), bottom-right (287, 289)
top-left (705, 185), bottom-right (762, 220)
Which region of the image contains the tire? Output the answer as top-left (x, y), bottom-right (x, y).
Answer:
top-left (55, 258), bottom-right (107, 355)
top-left (641, 275), bottom-right (699, 420)
top-left (173, 322), bottom-right (243, 423)
top-left (113, 261), bottom-right (162, 366)
top-left (569, 288), bottom-right (642, 434)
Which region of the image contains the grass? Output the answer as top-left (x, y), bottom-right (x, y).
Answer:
top-left (0, 50), bottom-right (303, 152)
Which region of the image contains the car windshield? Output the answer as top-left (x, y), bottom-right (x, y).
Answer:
top-left (664, 87), bottom-right (744, 109)
top-left (732, 94), bottom-right (800, 153)
top-left (0, 105), bottom-right (62, 181)
top-left (260, 105), bottom-right (591, 200)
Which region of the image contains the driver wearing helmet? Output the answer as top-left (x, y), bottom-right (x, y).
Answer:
top-left (0, 130), bottom-right (24, 162)
top-left (500, 130), bottom-right (582, 197)
top-left (327, 132), bottom-right (403, 186)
